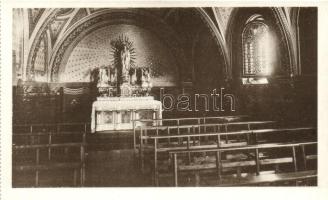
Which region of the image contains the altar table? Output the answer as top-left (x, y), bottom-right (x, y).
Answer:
top-left (91, 97), bottom-right (162, 133)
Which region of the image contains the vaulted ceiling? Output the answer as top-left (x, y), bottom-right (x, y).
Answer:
top-left (13, 8), bottom-right (299, 84)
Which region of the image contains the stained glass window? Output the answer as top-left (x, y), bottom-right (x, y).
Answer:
top-left (242, 18), bottom-right (272, 84)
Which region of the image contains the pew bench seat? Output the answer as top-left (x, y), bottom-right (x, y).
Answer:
top-left (155, 152), bottom-right (286, 173)
top-left (142, 141), bottom-right (248, 152)
top-left (158, 170), bottom-right (316, 186)
top-left (217, 170), bottom-right (317, 186)
top-left (306, 155), bottom-right (317, 160)
top-left (13, 162), bottom-right (83, 171)
top-left (178, 157), bottom-right (293, 171)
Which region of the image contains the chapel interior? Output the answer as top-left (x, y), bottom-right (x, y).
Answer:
top-left (12, 7), bottom-right (317, 187)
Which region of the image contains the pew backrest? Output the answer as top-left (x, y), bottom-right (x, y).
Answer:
top-left (168, 142), bottom-right (317, 186)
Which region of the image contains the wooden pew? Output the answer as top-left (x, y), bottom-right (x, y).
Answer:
top-left (137, 121), bottom-right (263, 172)
top-left (12, 131), bottom-right (87, 187)
top-left (138, 120), bottom-right (276, 146)
top-left (141, 126), bottom-right (315, 181)
top-left (13, 122), bottom-right (90, 134)
top-left (13, 131), bottom-right (87, 160)
top-left (138, 120), bottom-right (277, 163)
top-left (204, 170), bottom-right (317, 186)
top-left (168, 142), bottom-right (317, 186)
top-left (132, 115), bottom-right (249, 149)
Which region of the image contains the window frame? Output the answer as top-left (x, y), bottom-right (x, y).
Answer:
top-left (241, 18), bottom-right (272, 84)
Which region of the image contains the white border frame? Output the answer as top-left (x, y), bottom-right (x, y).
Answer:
top-left (2, 1), bottom-right (328, 200)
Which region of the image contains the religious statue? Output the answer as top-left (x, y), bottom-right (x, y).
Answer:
top-left (145, 68), bottom-right (151, 83)
top-left (109, 35), bottom-right (160, 96)
top-left (141, 67), bottom-right (152, 96)
top-left (97, 67), bottom-right (109, 87)
top-left (90, 35), bottom-right (162, 134)
top-left (121, 45), bottom-right (131, 82)
top-left (130, 68), bottom-right (137, 84)
top-left (109, 66), bottom-right (117, 84)
top-left (141, 68), bottom-right (151, 83)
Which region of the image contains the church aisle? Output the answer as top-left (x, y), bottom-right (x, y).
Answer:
top-left (85, 149), bottom-right (151, 186)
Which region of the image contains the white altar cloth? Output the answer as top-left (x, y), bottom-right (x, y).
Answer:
top-left (91, 97), bottom-right (162, 133)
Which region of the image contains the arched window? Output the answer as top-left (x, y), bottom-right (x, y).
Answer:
top-left (242, 16), bottom-right (274, 84)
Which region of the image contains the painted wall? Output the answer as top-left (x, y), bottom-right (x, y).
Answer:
top-left (193, 27), bottom-right (226, 92)
top-left (60, 24), bottom-right (180, 87)
top-left (12, 9), bottom-right (25, 85)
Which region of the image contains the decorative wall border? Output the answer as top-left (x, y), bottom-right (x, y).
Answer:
top-left (26, 9), bottom-right (59, 80)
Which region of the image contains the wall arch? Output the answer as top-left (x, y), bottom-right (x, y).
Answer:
top-left (226, 7), bottom-right (296, 81)
top-left (194, 8), bottom-right (230, 80)
top-left (59, 24), bottom-right (180, 87)
top-left (295, 7), bottom-right (317, 76)
top-left (26, 9), bottom-right (59, 80)
top-left (47, 9), bottom-right (187, 83)
top-left (24, 8), bottom-right (230, 85)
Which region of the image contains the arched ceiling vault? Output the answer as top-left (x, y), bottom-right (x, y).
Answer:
top-left (25, 8), bottom-right (230, 83)
top-left (26, 8), bottom-right (76, 80)
top-left (196, 8), bottom-right (230, 80)
top-left (272, 7), bottom-right (298, 76)
top-left (23, 7), bottom-right (297, 83)
top-left (49, 9), bottom-right (189, 82)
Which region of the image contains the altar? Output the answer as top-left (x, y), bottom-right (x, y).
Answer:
top-left (91, 97), bottom-right (162, 132)
top-left (90, 34), bottom-right (162, 133)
